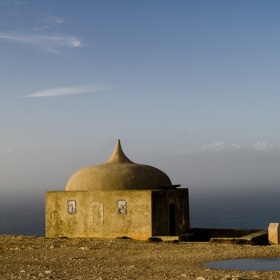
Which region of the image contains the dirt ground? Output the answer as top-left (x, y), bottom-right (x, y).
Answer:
top-left (1, 235), bottom-right (280, 280)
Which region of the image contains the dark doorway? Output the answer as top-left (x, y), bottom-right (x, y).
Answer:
top-left (169, 203), bottom-right (176, 236)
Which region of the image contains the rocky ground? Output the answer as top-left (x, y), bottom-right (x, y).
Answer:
top-left (1, 235), bottom-right (280, 280)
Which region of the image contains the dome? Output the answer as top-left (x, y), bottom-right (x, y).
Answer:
top-left (65, 139), bottom-right (172, 191)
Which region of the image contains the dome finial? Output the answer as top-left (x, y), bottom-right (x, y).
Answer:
top-left (104, 139), bottom-right (134, 164)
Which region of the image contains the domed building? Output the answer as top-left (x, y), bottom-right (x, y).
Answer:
top-left (46, 140), bottom-right (190, 239)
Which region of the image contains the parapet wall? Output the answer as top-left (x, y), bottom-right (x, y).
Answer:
top-left (181, 228), bottom-right (268, 245)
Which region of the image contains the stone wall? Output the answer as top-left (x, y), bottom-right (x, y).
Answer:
top-left (46, 189), bottom-right (190, 240)
top-left (46, 190), bottom-right (152, 239)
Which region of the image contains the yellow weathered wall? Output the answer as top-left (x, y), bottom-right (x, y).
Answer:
top-left (46, 190), bottom-right (152, 240)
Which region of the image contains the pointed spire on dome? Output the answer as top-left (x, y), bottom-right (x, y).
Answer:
top-left (104, 139), bottom-right (134, 165)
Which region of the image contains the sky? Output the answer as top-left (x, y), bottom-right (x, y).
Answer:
top-left (0, 0), bottom-right (280, 201)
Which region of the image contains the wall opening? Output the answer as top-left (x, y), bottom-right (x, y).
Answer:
top-left (169, 203), bottom-right (176, 236)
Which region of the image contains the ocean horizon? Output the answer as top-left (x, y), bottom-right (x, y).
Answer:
top-left (1, 187), bottom-right (279, 237)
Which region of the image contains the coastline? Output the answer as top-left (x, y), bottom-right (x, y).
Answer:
top-left (1, 235), bottom-right (280, 280)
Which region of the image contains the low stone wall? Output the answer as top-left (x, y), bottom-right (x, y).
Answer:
top-left (181, 228), bottom-right (268, 245)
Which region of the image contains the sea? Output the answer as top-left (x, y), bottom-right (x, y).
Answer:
top-left (1, 187), bottom-right (280, 236)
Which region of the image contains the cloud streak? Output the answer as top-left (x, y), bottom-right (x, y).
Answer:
top-left (199, 141), bottom-right (278, 152)
top-left (178, 141), bottom-right (279, 154)
top-left (0, 32), bottom-right (82, 53)
top-left (252, 142), bottom-right (273, 151)
top-left (33, 15), bottom-right (66, 31)
top-left (24, 84), bottom-right (113, 98)
top-left (200, 141), bottom-right (225, 152)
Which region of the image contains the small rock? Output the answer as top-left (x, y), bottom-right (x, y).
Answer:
top-left (78, 246), bottom-right (89, 250)
top-left (148, 237), bottom-right (162, 242)
top-left (220, 274), bottom-right (232, 280)
top-left (220, 276), bottom-right (245, 280)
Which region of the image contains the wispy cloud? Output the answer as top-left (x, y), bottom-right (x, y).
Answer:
top-left (200, 141), bottom-right (225, 152)
top-left (33, 14), bottom-right (66, 31)
top-left (252, 142), bottom-right (273, 151)
top-left (0, 32), bottom-right (82, 53)
top-left (24, 84), bottom-right (113, 98)
top-left (178, 141), bottom-right (279, 154)
top-left (200, 141), bottom-right (277, 152)
top-left (231, 143), bottom-right (241, 149)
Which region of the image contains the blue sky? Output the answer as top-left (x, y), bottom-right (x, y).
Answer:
top-left (0, 0), bottom-right (280, 198)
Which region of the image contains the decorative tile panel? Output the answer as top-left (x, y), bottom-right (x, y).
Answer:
top-left (117, 200), bottom-right (127, 214)
top-left (67, 200), bottom-right (77, 214)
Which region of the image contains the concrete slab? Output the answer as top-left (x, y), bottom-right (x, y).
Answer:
top-left (210, 230), bottom-right (268, 245)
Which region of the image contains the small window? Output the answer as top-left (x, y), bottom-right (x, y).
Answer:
top-left (117, 200), bottom-right (127, 214)
top-left (67, 200), bottom-right (77, 214)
